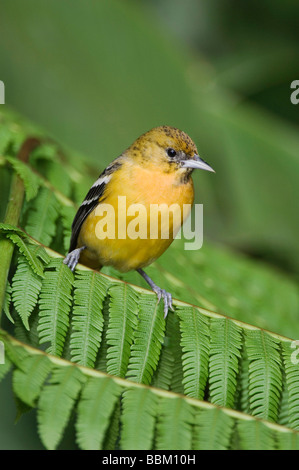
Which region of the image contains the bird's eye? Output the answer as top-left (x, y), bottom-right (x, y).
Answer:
top-left (167, 148), bottom-right (177, 158)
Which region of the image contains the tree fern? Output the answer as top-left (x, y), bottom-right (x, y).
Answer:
top-left (176, 305), bottom-right (210, 399)
top-left (2, 331), bottom-right (299, 450)
top-left (126, 293), bottom-right (165, 385)
top-left (70, 270), bottom-right (110, 367)
top-left (38, 258), bottom-right (73, 356)
top-left (106, 283), bottom-right (138, 377)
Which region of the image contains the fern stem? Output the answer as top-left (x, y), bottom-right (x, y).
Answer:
top-left (0, 138), bottom-right (40, 322)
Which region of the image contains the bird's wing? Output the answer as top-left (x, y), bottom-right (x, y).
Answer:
top-left (68, 159), bottom-right (122, 252)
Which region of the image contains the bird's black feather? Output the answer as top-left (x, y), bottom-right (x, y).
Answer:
top-left (68, 159), bottom-right (122, 252)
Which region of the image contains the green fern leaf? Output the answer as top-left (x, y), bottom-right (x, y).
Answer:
top-left (25, 187), bottom-right (59, 246)
top-left (193, 408), bottom-right (234, 450)
top-left (70, 271), bottom-right (109, 367)
top-left (13, 354), bottom-right (52, 407)
top-left (156, 396), bottom-right (193, 450)
top-left (37, 365), bottom-right (85, 450)
top-left (120, 388), bottom-right (157, 450)
top-left (11, 255), bottom-right (43, 330)
top-left (176, 306), bottom-right (210, 399)
top-left (209, 318), bottom-right (242, 408)
top-left (245, 329), bottom-right (282, 421)
top-left (94, 295), bottom-right (110, 372)
top-left (106, 283), bottom-right (138, 377)
top-left (126, 293), bottom-right (165, 385)
top-left (151, 329), bottom-right (175, 390)
top-left (102, 401), bottom-right (121, 450)
top-left (38, 258), bottom-right (73, 356)
top-left (76, 376), bottom-right (121, 450)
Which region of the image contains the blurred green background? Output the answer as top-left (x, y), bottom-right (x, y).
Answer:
top-left (1, 0), bottom-right (299, 449)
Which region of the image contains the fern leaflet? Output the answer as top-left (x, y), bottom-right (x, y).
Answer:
top-left (106, 283), bottom-right (138, 377)
top-left (120, 388), bottom-right (157, 450)
top-left (208, 317), bottom-right (242, 408)
top-left (76, 376), bottom-right (121, 450)
top-left (70, 270), bottom-right (109, 367)
top-left (176, 306), bottom-right (210, 399)
top-left (37, 365), bottom-right (85, 450)
top-left (126, 293), bottom-right (165, 385)
top-left (38, 258), bottom-right (73, 356)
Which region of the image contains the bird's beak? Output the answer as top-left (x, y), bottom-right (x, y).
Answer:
top-left (181, 155), bottom-right (215, 173)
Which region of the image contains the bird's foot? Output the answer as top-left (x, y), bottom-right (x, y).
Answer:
top-left (153, 285), bottom-right (173, 319)
top-left (137, 268), bottom-right (174, 318)
top-left (63, 246), bottom-right (86, 272)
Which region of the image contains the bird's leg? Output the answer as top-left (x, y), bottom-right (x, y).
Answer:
top-left (137, 268), bottom-right (174, 318)
top-left (63, 246), bottom-right (86, 272)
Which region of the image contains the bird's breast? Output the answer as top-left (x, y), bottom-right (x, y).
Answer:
top-left (78, 164), bottom-right (194, 271)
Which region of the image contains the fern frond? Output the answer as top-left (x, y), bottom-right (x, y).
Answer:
top-left (11, 255), bottom-right (43, 330)
top-left (2, 331), bottom-right (299, 451)
top-left (176, 306), bottom-right (210, 399)
top-left (193, 408), bottom-right (234, 450)
top-left (106, 283), bottom-right (138, 378)
top-left (37, 365), bottom-right (85, 450)
top-left (126, 294), bottom-right (165, 385)
top-left (70, 271), bottom-right (109, 367)
top-left (120, 388), bottom-right (157, 450)
top-left (156, 396), bottom-right (193, 450)
top-left (76, 376), bottom-right (121, 450)
top-left (38, 258), bottom-right (73, 356)
top-left (25, 187), bottom-right (59, 246)
top-left (245, 329), bottom-right (282, 422)
top-left (208, 318), bottom-right (242, 408)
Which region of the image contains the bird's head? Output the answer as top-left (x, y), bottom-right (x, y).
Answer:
top-left (126, 125), bottom-right (215, 180)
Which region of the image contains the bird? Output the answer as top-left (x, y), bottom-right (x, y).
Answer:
top-left (63, 126), bottom-right (214, 317)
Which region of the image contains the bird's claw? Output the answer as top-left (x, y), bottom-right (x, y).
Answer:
top-left (153, 286), bottom-right (174, 318)
top-left (63, 246), bottom-right (86, 272)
